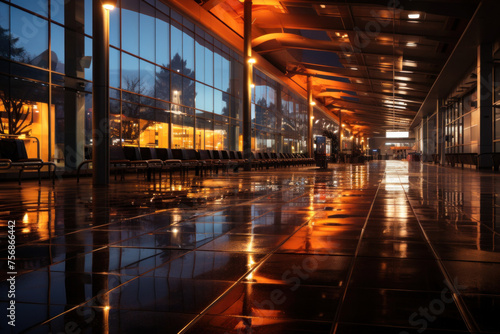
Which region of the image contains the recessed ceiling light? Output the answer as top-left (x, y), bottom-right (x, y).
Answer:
top-left (406, 42), bottom-right (417, 47)
top-left (320, 4), bottom-right (326, 9)
top-left (351, 67), bottom-right (358, 71)
top-left (408, 13), bottom-right (420, 19)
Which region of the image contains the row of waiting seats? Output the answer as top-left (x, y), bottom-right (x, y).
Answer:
top-left (76, 147), bottom-right (315, 182)
top-left (0, 139), bottom-right (56, 184)
top-left (444, 153), bottom-right (500, 170)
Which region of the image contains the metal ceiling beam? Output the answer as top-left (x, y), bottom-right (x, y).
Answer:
top-left (202, 0), bottom-right (227, 11)
top-left (278, 0), bottom-right (479, 19)
top-left (298, 62), bottom-right (439, 79)
top-left (295, 67), bottom-right (434, 88)
top-left (252, 34), bottom-right (447, 65)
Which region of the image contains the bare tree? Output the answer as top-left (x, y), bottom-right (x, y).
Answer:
top-left (0, 92), bottom-right (33, 135)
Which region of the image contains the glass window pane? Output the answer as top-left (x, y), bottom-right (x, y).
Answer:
top-left (195, 82), bottom-right (205, 111)
top-left (214, 48), bottom-right (222, 90)
top-left (51, 0), bottom-right (64, 24)
top-left (229, 122), bottom-right (241, 151)
top-left (122, 53), bottom-right (139, 92)
top-left (155, 66), bottom-right (169, 102)
top-left (0, 2), bottom-right (8, 33)
top-left (109, 4), bottom-right (120, 48)
top-left (122, 102), bottom-right (140, 146)
top-left (205, 85), bottom-right (213, 113)
top-left (183, 115), bottom-right (195, 149)
top-left (205, 119), bottom-right (214, 149)
top-left (156, 12), bottom-right (169, 67)
top-left (121, 0), bottom-right (139, 55)
top-left (62, 28), bottom-right (87, 78)
top-left (139, 118), bottom-right (169, 148)
top-left (157, 2), bottom-right (169, 16)
top-left (183, 28), bottom-right (194, 77)
top-left (222, 92), bottom-right (230, 117)
top-left (196, 117), bottom-right (206, 150)
top-left (110, 99), bottom-right (121, 146)
top-left (10, 8), bottom-right (49, 68)
top-left (11, 0), bottom-right (48, 17)
top-left (195, 35), bottom-right (205, 83)
top-left (214, 122), bottom-right (228, 150)
top-left (51, 24), bottom-right (64, 73)
top-left (84, 37), bottom-right (92, 81)
top-left (214, 89), bottom-right (222, 115)
top-left (221, 53), bottom-right (230, 92)
top-left (110, 47), bottom-right (120, 88)
top-left (171, 72), bottom-right (182, 106)
top-left (171, 21), bottom-right (182, 73)
top-left (140, 60), bottom-right (155, 97)
top-left (232, 61), bottom-right (243, 98)
top-left (183, 76), bottom-right (195, 108)
top-left (85, 0), bottom-right (92, 36)
top-left (140, 1), bottom-right (155, 62)
top-left (204, 41), bottom-right (213, 86)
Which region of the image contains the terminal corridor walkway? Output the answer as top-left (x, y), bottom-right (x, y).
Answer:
top-left (0, 161), bottom-right (499, 333)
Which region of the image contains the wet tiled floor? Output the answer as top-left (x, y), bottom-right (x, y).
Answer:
top-left (0, 161), bottom-right (499, 333)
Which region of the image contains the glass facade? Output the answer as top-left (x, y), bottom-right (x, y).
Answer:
top-left (0, 0), bottom-right (322, 170)
top-left (444, 88), bottom-right (478, 154)
top-left (494, 63), bottom-right (500, 152)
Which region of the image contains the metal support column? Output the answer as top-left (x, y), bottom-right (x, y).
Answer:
top-left (307, 75), bottom-right (313, 158)
top-left (478, 43), bottom-right (493, 169)
top-left (422, 116), bottom-right (429, 162)
top-left (437, 99), bottom-right (445, 165)
top-left (338, 110), bottom-right (342, 154)
top-left (243, 0), bottom-right (253, 171)
top-left (92, 0), bottom-right (110, 185)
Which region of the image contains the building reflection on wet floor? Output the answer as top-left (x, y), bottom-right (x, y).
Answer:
top-left (0, 161), bottom-right (499, 333)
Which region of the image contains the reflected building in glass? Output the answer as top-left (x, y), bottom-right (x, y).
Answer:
top-left (0, 0), bottom-right (339, 172)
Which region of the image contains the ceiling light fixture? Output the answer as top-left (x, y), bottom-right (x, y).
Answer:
top-left (408, 13), bottom-right (420, 19)
top-left (248, 58), bottom-right (256, 64)
top-left (102, 0), bottom-right (116, 10)
top-left (320, 4), bottom-right (326, 9)
top-left (406, 42), bottom-right (417, 47)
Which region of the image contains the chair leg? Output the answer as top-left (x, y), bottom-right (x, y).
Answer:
top-left (38, 169), bottom-right (41, 184)
top-left (18, 170), bottom-right (22, 185)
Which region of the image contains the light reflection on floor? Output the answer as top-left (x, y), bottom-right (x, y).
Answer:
top-left (0, 161), bottom-right (499, 333)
